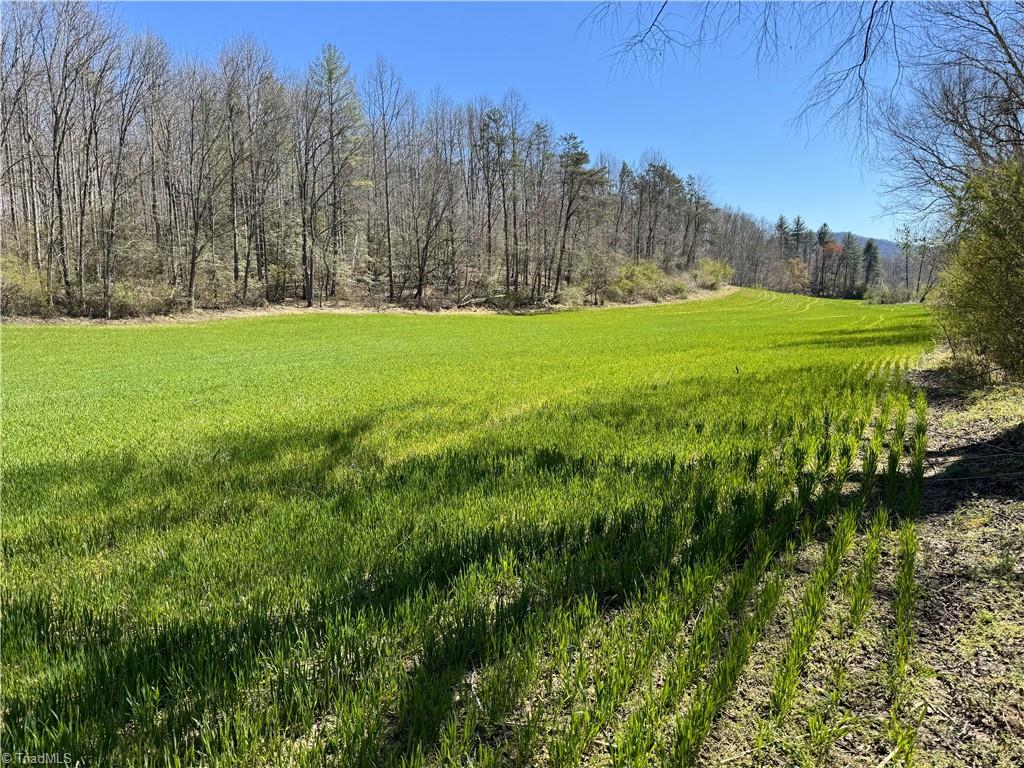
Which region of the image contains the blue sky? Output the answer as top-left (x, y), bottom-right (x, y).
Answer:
top-left (117, 1), bottom-right (899, 239)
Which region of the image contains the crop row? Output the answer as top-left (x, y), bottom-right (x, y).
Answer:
top-left (768, 506), bottom-right (858, 720)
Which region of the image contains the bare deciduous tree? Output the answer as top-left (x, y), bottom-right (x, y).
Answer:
top-left (4, 0), bottom-right (947, 317)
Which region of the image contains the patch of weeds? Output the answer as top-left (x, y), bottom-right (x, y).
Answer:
top-left (957, 610), bottom-right (1024, 658)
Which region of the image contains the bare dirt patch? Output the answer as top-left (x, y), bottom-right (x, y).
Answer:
top-left (908, 354), bottom-right (1024, 768)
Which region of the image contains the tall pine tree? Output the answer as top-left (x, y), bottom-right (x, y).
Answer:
top-left (862, 239), bottom-right (880, 287)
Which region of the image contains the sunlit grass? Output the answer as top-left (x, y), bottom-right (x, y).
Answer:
top-left (1, 289), bottom-right (934, 765)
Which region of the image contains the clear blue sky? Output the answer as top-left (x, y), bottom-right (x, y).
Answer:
top-left (117, 1), bottom-right (899, 239)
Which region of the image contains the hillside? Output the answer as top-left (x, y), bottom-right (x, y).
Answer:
top-left (834, 232), bottom-right (901, 259)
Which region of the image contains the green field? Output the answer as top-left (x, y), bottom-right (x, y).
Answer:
top-left (2, 290), bottom-right (935, 765)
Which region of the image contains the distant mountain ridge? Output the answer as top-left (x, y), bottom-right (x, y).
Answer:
top-left (834, 232), bottom-right (900, 260)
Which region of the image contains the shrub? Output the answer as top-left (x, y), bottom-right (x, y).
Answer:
top-left (238, 281), bottom-right (268, 308)
top-left (693, 258), bottom-right (734, 289)
top-left (465, 272), bottom-right (501, 303)
top-left (553, 283), bottom-right (587, 307)
top-left (865, 285), bottom-right (914, 305)
top-left (1, 259), bottom-right (51, 316)
top-left (606, 262), bottom-right (686, 303)
top-left (108, 280), bottom-right (176, 318)
top-left (577, 247), bottom-right (617, 305)
top-left (938, 161), bottom-right (1024, 376)
top-left (783, 258), bottom-right (809, 293)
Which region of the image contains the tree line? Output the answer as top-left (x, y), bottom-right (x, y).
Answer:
top-left (1, 1), bottom-right (924, 318)
top-left (601, 0), bottom-right (1023, 374)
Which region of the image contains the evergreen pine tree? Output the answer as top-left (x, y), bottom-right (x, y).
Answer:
top-left (863, 239), bottom-right (880, 287)
top-left (791, 215), bottom-right (807, 261)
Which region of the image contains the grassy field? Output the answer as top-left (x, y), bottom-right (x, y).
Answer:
top-left (2, 290), bottom-right (936, 766)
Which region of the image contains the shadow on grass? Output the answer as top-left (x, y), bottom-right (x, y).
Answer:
top-left (772, 324), bottom-right (935, 352)
top-left (4, 414), bottom-right (745, 764)
top-left (3, 364), bottom-right (869, 763)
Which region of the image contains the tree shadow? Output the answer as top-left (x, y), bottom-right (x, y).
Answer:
top-left (4, 366), bottom-right (869, 763)
top-left (909, 364), bottom-right (990, 411)
top-left (2, 414), bottom-right (378, 562)
top-left (771, 324), bottom-right (935, 352)
top-left (921, 421), bottom-right (1024, 519)
top-left (4, 414), bottom-right (750, 764)
top-left (902, 360), bottom-right (1023, 521)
